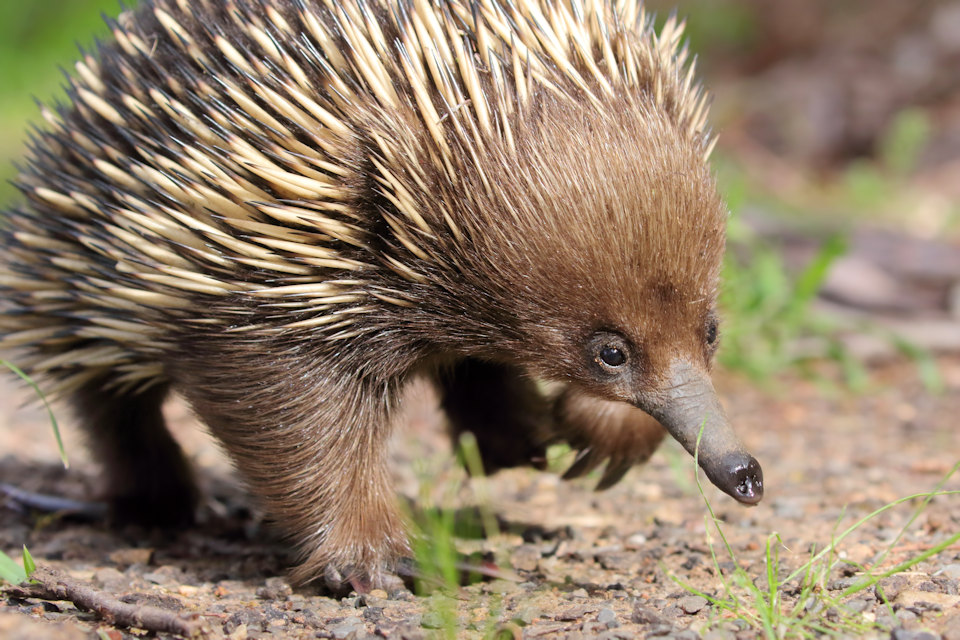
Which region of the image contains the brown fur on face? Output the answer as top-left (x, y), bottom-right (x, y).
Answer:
top-left (0, 0), bottom-right (754, 588)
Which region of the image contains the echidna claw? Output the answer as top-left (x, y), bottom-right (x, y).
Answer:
top-left (595, 458), bottom-right (632, 491)
top-left (562, 447), bottom-right (600, 480)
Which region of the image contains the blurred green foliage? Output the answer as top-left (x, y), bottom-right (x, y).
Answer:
top-left (0, 1), bottom-right (127, 201)
top-left (714, 161), bottom-right (854, 382)
top-left (879, 109), bottom-right (932, 177)
top-left (0, 1), bottom-right (123, 108)
top-left (649, 0), bottom-right (759, 69)
top-left (719, 218), bottom-right (855, 385)
top-left (837, 109), bottom-right (933, 213)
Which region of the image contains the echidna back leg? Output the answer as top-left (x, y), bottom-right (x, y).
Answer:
top-left (71, 381), bottom-right (198, 526)
top-left (438, 359), bottom-right (551, 473)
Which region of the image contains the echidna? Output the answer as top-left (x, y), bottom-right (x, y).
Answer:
top-left (0, 0), bottom-right (762, 586)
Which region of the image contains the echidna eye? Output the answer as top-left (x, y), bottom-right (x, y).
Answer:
top-left (599, 346), bottom-right (626, 367)
top-left (706, 321), bottom-right (718, 345)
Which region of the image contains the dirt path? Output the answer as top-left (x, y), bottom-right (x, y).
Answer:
top-left (1, 357), bottom-right (959, 639)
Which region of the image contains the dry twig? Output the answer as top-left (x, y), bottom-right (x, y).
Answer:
top-left (4, 564), bottom-right (204, 637)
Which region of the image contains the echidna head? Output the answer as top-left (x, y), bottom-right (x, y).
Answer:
top-left (428, 93), bottom-right (762, 504)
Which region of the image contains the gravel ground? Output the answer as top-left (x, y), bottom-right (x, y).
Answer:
top-left (1, 357), bottom-right (959, 639)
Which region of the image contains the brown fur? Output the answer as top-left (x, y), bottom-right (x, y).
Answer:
top-left (555, 387), bottom-right (666, 490)
top-left (0, 0), bottom-right (751, 586)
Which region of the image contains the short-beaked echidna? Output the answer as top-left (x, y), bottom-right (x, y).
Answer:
top-left (0, 0), bottom-right (762, 586)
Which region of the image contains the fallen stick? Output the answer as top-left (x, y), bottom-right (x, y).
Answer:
top-left (0, 483), bottom-right (108, 519)
top-left (5, 564), bottom-right (204, 638)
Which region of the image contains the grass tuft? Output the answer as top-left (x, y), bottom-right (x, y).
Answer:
top-left (671, 426), bottom-right (959, 638)
top-left (2, 359), bottom-right (67, 467)
top-left (406, 432), bottom-right (507, 638)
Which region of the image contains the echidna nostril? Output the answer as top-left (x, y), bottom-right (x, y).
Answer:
top-left (732, 456), bottom-right (764, 505)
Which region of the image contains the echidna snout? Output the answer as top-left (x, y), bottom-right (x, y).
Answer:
top-left (642, 361), bottom-right (764, 505)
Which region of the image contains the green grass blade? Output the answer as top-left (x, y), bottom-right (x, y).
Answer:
top-left (874, 460), bottom-right (958, 569)
top-left (782, 488), bottom-right (960, 585)
top-left (456, 432), bottom-right (500, 541)
top-left (891, 336), bottom-right (944, 394)
top-left (790, 234), bottom-right (847, 310)
top-left (21, 545), bottom-right (36, 577)
top-left (693, 419), bottom-right (738, 561)
top-left (841, 528), bottom-right (960, 599)
top-left (2, 359), bottom-right (68, 468)
top-left (0, 549), bottom-right (28, 584)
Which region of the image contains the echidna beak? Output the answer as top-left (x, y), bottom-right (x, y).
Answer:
top-left (641, 361), bottom-right (764, 506)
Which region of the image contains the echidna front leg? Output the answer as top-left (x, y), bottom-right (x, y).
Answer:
top-left (71, 381), bottom-right (198, 525)
top-left (173, 343), bottom-right (409, 588)
top-left (438, 359), bottom-right (551, 473)
top-left (553, 386), bottom-right (666, 490)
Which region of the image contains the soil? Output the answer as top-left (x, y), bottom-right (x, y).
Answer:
top-left (1, 356), bottom-right (959, 639)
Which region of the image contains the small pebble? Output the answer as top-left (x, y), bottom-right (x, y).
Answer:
top-left (362, 607), bottom-right (384, 623)
top-left (108, 547), bottom-right (154, 567)
top-left (875, 614), bottom-right (896, 629)
top-left (597, 551), bottom-right (640, 572)
top-left (510, 544), bottom-right (541, 572)
top-left (118, 592), bottom-right (184, 611)
top-left (661, 605), bottom-right (684, 619)
top-left (92, 568), bottom-right (128, 591)
top-left (330, 616), bottom-right (365, 639)
top-left (678, 595), bottom-right (708, 614)
top-left (631, 604), bottom-right (667, 625)
top-left (226, 623), bottom-right (248, 640)
top-left (703, 630), bottom-right (736, 640)
top-left (939, 564), bottom-right (960, 580)
top-left (843, 598), bottom-right (870, 613)
top-left (827, 577), bottom-right (860, 591)
top-left (917, 580), bottom-right (941, 593)
top-left (142, 566), bottom-right (185, 587)
top-left (644, 623), bottom-right (677, 637)
top-left (223, 610), bottom-right (266, 634)
top-left (256, 577), bottom-right (292, 600)
top-left (625, 532), bottom-right (647, 548)
top-left (596, 607), bottom-right (618, 627)
top-left (556, 605), bottom-right (597, 621)
top-left (942, 613), bottom-right (960, 640)
top-left (514, 606), bottom-right (541, 625)
top-left (895, 608), bottom-right (918, 623)
top-left (891, 630), bottom-right (939, 640)
top-left (581, 620), bottom-right (608, 635)
top-left (875, 575), bottom-right (908, 602)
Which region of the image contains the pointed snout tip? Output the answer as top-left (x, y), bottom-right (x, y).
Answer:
top-left (714, 454), bottom-right (763, 506)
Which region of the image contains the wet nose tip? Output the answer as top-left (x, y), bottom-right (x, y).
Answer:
top-left (730, 456), bottom-right (763, 505)
top-left (705, 453), bottom-right (763, 505)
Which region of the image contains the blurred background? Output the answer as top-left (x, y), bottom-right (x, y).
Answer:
top-left (1, 0), bottom-right (958, 387)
